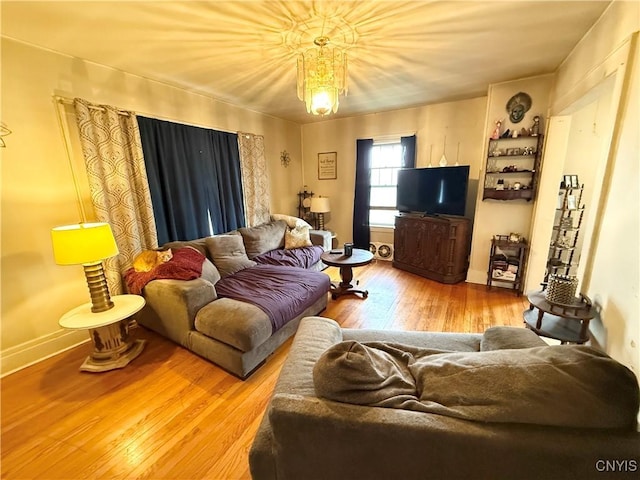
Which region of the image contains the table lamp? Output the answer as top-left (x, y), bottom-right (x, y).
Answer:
top-left (51, 222), bottom-right (119, 313)
top-left (310, 196), bottom-right (330, 230)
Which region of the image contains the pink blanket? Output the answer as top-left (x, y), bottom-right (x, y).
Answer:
top-left (124, 248), bottom-right (205, 295)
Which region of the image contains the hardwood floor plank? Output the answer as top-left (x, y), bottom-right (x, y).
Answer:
top-left (2, 261), bottom-right (532, 479)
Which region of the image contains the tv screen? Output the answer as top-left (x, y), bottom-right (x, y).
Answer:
top-left (396, 166), bottom-right (470, 216)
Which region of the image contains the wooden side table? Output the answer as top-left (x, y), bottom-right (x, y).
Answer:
top-left (523, 291), bottom-right (596, 344)
top-left (320, 248), bottom-right (374, 299)
top-left (59, 294), bottom-right (146, 372)
top-left (487, 235), bottom-right (528, 294)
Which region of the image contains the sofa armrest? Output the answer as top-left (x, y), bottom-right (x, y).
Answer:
top-left (136, 278), bottom-right (217, 346)
top-left (309, 229), bottom-right (332, 250)
top-left (268, 394), bottom-right (640, 480)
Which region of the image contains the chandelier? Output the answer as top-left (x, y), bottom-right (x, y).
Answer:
top-left (297, 36), bottom-right (348, 116)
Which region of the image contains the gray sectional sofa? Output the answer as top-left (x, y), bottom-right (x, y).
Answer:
top-left (250, 317), bottom-right (640, 480)
top-left (135, 220), bottom-right (332, 378)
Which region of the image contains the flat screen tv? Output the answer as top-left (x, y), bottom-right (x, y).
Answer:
top-left (396, 165), bottom-right (469, 216)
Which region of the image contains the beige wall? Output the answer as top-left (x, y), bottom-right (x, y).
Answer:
top-left (300, 97), bottom-right (487, 247)
top-left (545, 0), bottom-right (639, 377)
top-left (1, 38), bottom-right (301, 374)
top-left (3, 1), bottom-right (638, 378)
top-left (466, 74), bottom-right (554, 285)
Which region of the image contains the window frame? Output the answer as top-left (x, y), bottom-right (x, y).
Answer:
top-left (369, 141), bottom-right (403, 228)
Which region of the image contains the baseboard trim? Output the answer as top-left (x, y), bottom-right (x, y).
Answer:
top-left (466, 268), bottom-right (487, 285)
top-left (1, 329), bottom-right (89, 378)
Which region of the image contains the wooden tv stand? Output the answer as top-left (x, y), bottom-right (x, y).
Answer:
top-left (393, 214), bottom-right (471, 284)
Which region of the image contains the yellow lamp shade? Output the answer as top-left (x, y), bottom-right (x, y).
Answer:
top-left (51, 222), bottom-right (119, 265)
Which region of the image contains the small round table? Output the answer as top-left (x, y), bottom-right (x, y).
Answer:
top-left (523, 291), bottom-right (596, 344)
top-left (59, 294), bottom-right (146, 372)
top-left (321, 248), bottom-right (374, 299)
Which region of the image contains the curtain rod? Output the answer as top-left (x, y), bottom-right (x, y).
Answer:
top-left (54, 95), bottom-right (132, 117)
top-left (54, 95), bottom-right (239, 134)
top-left (373, 132), bottom-right (416, 145)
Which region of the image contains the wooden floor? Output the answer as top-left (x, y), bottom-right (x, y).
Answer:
top-left (1, 261), bottom-right (530, 480)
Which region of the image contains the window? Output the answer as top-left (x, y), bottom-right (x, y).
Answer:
top-left (137, 116), bottom-right (245, 244)
top-left (369, 142), bottom-right (403, 227)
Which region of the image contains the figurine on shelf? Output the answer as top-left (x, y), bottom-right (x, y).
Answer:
top-left (490, 120), bottom-right (502, 140)
top-left (530, 115), bottom-right (541, 136)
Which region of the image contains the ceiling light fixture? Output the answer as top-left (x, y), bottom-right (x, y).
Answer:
top-left (297, 36), bottom-right (347, 116)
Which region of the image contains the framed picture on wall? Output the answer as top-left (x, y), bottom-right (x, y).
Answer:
top-left (318, 152), bottom-right (337, 180)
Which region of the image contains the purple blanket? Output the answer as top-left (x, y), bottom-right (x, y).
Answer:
top-left (214, 264), bottom-right (330, 332)
top-left (253, 245), bottom-right (324, 269)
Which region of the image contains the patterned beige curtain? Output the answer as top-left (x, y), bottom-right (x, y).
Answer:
top-left (238, 132), bottom-right (271, 227)
top-left (73, 98), bottom-right (158, 294)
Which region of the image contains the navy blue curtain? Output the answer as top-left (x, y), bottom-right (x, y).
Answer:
top-left (353, 139), bottom-right (373, 249)
top-left (401, 135), bottom-right (417, 168)
top-left (137, 116), bottom-right (245, 244)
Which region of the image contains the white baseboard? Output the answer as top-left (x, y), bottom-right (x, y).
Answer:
top-left (466, 268), bottom-right (487, 285)
top-left (1, 329), bottom-right (89, 377)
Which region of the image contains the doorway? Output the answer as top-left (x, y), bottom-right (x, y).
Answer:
top-left (525, 73), bottom-right (617, 295)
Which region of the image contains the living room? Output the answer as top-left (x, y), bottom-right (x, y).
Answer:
top-left (2, 1), bottom-right (639, 478)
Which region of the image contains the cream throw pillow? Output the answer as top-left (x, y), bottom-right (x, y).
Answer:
top-left (285, 226), bottom-right (312, 249)
top-left (271, 213), bottom-right (312, 230)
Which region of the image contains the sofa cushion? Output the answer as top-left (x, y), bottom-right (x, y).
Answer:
top-left (253, 245), bottom-right (324, 269)
top-left (195, 298), bottom-right (272, 352)
top-left (164, 231), bottom-right (240, 263)
top-left (480, 326), bottom-right (547, 351)
top-left (314, 341), bottom-right (640, 430)
top-left (342, 329), bottom-right (481, 351)
top-left (124, 247), bottom-right (208, 295)
top-left (200, 257), bottom-right (221, 285)
top-left (285, 226), bottom-right (313, 249)
top-left (163, 237), bottom-right (209, 257)
top-left (239, 220), bottom-right (287, 259)
top-left (205, 235), bottom-right (256, 277)
top-left (271, 213), bottom-right (312, 229)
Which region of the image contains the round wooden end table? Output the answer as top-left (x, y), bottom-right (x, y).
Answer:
top-left (59, 294), bottom-right (146, 372)
top-left (523, 291), bottom-right (596, 344)
top-left (321, 248), bottom-right (374, 299)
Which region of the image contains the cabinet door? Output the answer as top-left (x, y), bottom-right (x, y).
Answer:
top-left (393, 218), bottom-right (418, 265)
top-left (418, 221), bottom-right (450, 274)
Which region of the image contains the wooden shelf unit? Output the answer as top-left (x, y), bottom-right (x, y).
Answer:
top-left (486, 235), bottom-right (528, 294)
top-left (546, 185), bottom-right (585, 281)
top-left (482, 134), bottom-right (544, 201)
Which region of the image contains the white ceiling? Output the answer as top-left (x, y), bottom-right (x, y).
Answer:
top-left (2, 1), bottom-right (610, 124)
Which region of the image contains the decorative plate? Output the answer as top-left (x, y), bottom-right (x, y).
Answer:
top-left (506, 92), bottom-right (532, 123)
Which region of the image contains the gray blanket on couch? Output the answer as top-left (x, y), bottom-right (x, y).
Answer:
top-left (313, 341), bottom-right (639, 430)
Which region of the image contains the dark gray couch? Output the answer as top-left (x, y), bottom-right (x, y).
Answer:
top-left (136, 221), bottom-right (332, 378)
top-left (250, 317), bottom-right (640, 480)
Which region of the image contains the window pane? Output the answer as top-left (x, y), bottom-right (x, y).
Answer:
top-left (370, 186), bottom-right (397, 207)
top-left (370, 147), bottom-right (385, 168)
top-left (378, 168), bottom-right (393, 186)
top-left (370, 168), bottom-right (380, 185)
top-left (368, 142), bottom-right (402, 227)
top-left (370, 209), bottom-right (398, 227)
top-left (371, 143), bottom-right (404, 168)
